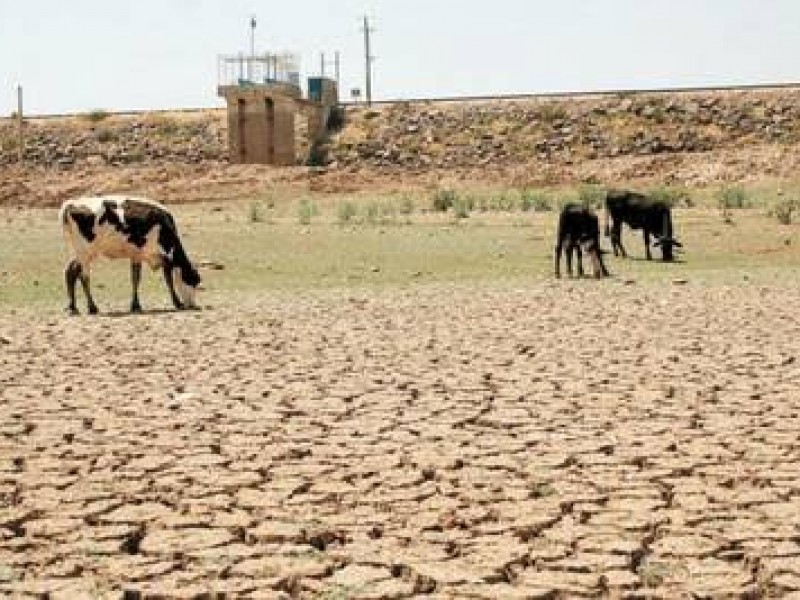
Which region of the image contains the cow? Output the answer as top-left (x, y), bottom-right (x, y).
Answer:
top-left (604, 190), bottom-right (682, 261)
top-left (59, 195), bottom-right (201, 315)
top-left (554, 203), bottom-right (610, 279)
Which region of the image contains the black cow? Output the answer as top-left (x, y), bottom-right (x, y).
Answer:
top-left (604, 190), bottom-right (682, 261)
top-left (554, 203), bottom-right (610, 279)
top-left (60, 195), bottom-right (202, 315)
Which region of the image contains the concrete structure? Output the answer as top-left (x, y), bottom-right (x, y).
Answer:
top-left (217, 53), bottom-right (339, 166)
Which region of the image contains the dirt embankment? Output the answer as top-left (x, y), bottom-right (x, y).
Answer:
top-left (2, 87), bottom-right (800, 206)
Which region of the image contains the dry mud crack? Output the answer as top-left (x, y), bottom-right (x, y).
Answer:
top-left (1, 282), bottom-right (800, 598)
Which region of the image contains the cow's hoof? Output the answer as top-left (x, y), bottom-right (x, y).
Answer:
top-left (130, 303), bottom-right (142, 314)
top-left (88, 305), bottom-right (99, 315)
top-left (66, 306), bottom-right (79, 316)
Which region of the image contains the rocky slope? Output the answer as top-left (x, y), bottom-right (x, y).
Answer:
top-left (331, 89), bottom-right (800, 171)
top-left (2, 87), bottom-right (800, 206)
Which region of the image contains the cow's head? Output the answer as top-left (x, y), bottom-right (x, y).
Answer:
top-left (653, 237), bottom-right (683, 262)
top-left (174, 262), bottom-right (202, 309)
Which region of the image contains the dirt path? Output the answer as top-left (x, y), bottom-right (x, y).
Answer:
top-left (1, 282), bottom-right (800, 598)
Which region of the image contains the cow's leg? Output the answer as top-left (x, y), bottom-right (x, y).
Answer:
top-left (65, 260), bottom-right (81, 315)
top-left (575, 244), bottom-right (584, 277)
top-left (130, 262), bottom-right (143, 313)
top-left (77, 266), bottom-right (99, 315)
top-left (598, 250), bottom-right (610, 277)
top-left (554, 240), bottom-right (563, 278)
top-left (162, 259), bottom-right (184, 310)
top-left (644, 230), bottom-right (652, 261)
top-left (613, 223), bottom-right (627, 258)
top-left (566, 241), bottom-right (575, 277)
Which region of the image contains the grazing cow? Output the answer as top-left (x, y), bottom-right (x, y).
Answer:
top-left (604, 190), bottom-right (682, 261)
top-left (555, 203), bottom-right (610, 279)
top-left (59, 195), bottom-right (201, 314)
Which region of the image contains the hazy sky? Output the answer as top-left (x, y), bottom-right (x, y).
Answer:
top-left (2, 0), bottom-right (800, 115)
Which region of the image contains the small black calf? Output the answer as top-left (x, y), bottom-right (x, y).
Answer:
top-left (554, 203), bottom-right (610, 279)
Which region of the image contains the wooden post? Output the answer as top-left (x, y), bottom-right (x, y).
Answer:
top-left (16, 85), bottom-right (23, 164)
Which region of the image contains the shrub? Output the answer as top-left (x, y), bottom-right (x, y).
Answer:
top-left (398, 195), bottom-right (415, 216)
top-left (84, 109), bottom-right (110, 123)
top-left (95, 127), bottom-right (116, 143)
top-left (298, 198), bottom-right (318, 225)
top-left (337, 201), bottom-right (357, 225)
top-left (495, 191), bottom-right (517, 212)
top-left (520, 189), bottom-right (553, 212)
top-left (717, 186), bottom-right (751, 210)
top-left (364, 201), bottom-right (380, 225)
top-left (432, 189), bottom-right (457, 212)
top-left (770, 197), bottom-right (798, 225)
top-left (248, 202), bottom-right (265, 223)
top-left (538, 102), bottom-right (568, 123)
top-left (452, 195), bottom-right (472, 219)
top-left (717, 186), bottom-right (751, 224)
top-left (578, 184), bottom-right (606, 209)
top-left (647, 185), bottom-right (692, 208)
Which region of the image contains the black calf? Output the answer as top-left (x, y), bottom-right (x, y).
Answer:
top-left (555, 203), bottom-right (610, 279)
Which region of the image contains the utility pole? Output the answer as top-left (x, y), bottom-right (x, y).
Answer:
top-left (361, 16), bottom-right (375, 106)
top-left (16, 85), bottom-right (23, 164)
top-left (249, 15), bottom-right (257, 81)
top-left (320, 52), bottom-right (341, 84)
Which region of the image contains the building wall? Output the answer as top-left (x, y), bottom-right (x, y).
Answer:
top-left (218, 81), bottom-right (338, 166)
top-left (218, 86), bottom-right (297, 166)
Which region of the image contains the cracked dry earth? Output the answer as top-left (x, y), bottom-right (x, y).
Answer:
top-left (2, 282), bottom-right (800, 599)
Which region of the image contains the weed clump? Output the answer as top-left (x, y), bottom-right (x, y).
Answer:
top-left (432, 189), bottom-right (457, 212)
top-left (337, 201), bottom-right (357, 225)
top-left (298, 198), bottom-right (318, 225)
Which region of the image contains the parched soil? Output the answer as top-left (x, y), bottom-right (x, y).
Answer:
top-left (2, 281), bottom-right (800, 598)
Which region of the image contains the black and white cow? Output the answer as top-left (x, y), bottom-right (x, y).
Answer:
top-left (59, 195), bottom-right (201, 314)
top-left (604, 190), bottom-right (682, 261)
top-left (554, 203), bottom-right (610, 279)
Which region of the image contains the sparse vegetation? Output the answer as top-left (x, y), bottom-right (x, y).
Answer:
top-left (84, 109), bottom-right (110, 123)
top-left (538, 102), bottom-right (569, 123)
top-left (717, 186), bottom-right (752, 224)
top-left (248, 202), bottom-right (266, 223)
top-left (398, 195), bottom-right (415, 217)
top-left (298, 198), bottom-right (318, 225)
top-left (337, 201), bottom-right (358, 225)
top-left (452, 194), bottom-right (472, 219)
top-left (718, 186), bottom-right (751, 210)
top-left (647, 185), bottom-right (693, 208)
top-left (364, 201), bottom-right (380, 225)
top-left (770, 195), bottom-right (799, 225)
top-left (432, 189), bottom-right (458, 212)
top-left (578, 184), bottom-right (606, 209)
top-left (520, 189), bottom-right (553, 212)
top-left (493, 191), bottom-right (517, 212)
top-left (95, 127), bottom-right (116, 143)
